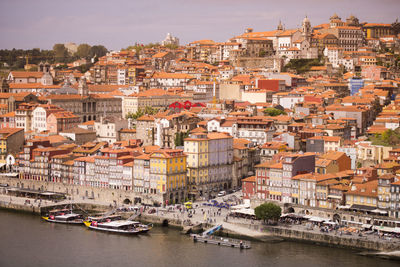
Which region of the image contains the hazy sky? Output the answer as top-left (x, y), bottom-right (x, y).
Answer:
top-left (0, 0), bottom-right (399, 50)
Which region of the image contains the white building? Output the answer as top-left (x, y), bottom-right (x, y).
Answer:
top-left (324, 46), bottom-right (344, 68)
top-left (32, 105), bottom-right (63, 133)
top-left (94, 116), bottom-right (129, 144)
top-left (272, 92), bottom-right (304, 109)
top-left (161, 33), bottom-right (179, 46)
top-left (117, 68), bottom-right (127, 85)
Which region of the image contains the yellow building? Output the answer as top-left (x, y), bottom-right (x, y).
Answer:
top-left (345, 180), bottom-right (378, 209)
top-left (377, 174), bottom-right (394, 210)
top-left (150, 149), bottom-right (187, 205)
top-left (316, 181), bottom-right (330, 209)
top-left (363, 23), bottom-right (394, 39)
top-left (185, 132), bottom-right (209, 186)
top-left (184, 131), bottom-right (233, 199)
top-left (0, 128), bottom-right (24, 164)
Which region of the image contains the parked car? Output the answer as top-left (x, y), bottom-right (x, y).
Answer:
top-left (217, 191), bottom-right (226, 197)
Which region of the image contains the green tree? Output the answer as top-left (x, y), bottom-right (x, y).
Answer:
top-left (89, 45), bottom-right (108, 59)
top-left (263, 108), bottom-right (286, 116)
top-left (126, 106), bottom-right (158, 120)
top-left (282, 58), bottom-right (324, 73)
top-left (174, 132), bottom-right (182, 147)
top-left (163, 43), bottom-right (178, 50)
top-left (174, 131), bottom-right (189, 147)
top-left (53, 44), bottom-right (69, 62)
top-left (76, 44), bottom-right (91, 59)
top-left (255, 202), bottom-right (282, 224)
top-left (370, 128), bottom-right (400, 146)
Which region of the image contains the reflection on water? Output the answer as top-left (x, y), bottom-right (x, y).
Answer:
top-left (0, 210), bottom-right (397, 267)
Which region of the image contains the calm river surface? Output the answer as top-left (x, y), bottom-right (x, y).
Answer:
top-left (0, 209), bottom-right (397, 267)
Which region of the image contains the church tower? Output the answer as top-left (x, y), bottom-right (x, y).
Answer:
top-left (302, 16), bottom-right (312, 38)
top-left (1, 79), bottom-right (9, 93)
top-left (277, 20), bottom-right (284, 31)
top-left (78, 77), bottom-right (89, 96)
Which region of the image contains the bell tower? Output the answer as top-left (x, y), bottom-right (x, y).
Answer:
top-left (78, 77), bottom-right (89, 96)
top-left (302, 16), bottom-right (311, 39)
top-left (277, 20), bottom-right (284, 31)
top-left (1, 79), bottom-right (9, 93)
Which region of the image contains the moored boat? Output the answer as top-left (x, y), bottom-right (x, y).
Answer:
top-left (83, 219), bottom-right (140, 234)
top-left (136, 222), bottom-right (153, 233)
top-left (42, 209), bottom-right (84, 224)
top-left (84, 214), bottom-right (153, 234)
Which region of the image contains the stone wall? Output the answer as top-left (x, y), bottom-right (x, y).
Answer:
top-left (266, 226), bottom-right (400, 251)
top-left (0, 176), bottom-right (163, 206)
top-left (0, 200), bottom-right (40, 214)
top-left (251, 199), bottom-right (400, 226)
top-left (233, 57), bottom-right (276, 69)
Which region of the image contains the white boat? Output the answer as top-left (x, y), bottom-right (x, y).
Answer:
top-left (42, 211), bottom-right (84, 224)
top-left (84, 220), bottom-right (140, 234)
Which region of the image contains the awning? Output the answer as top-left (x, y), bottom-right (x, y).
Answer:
top-left (371, 209), bottom-right (388, 214)
top-left (349, 204), bottom-right (376, 211)
top-left (232, 208), bottom-right (255, 216)
top-left (373, 226), bottom-right (400, 233)
top-left (362, 224), bottom-right (373, 229)
top-left (231, 204), bottom-right (250, 210)
top-left (309, 216), bottom-right (327, 223)
top-left (281, 213), bottom-right (304, 219)
top-left (348, 221), bottom-right (363, 225)
top-left (327, 195), bottom-right (342, 199)
top-left (338, 205), bottom-right (351, 209)
top-left (323, 221), bottom-right (337, 225)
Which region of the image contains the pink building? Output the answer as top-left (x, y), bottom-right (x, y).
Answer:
top-left (47, 111), bottom-right (80, 134)
top-left (242, 176), bottom-right (256, 199)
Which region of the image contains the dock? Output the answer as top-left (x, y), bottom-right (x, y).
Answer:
top-left (191, 224), bottom-right (251, 249)
top-left (191, 234), bottom-right (251, 249)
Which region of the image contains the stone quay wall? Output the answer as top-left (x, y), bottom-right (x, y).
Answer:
top-left (266, 226), bottom-right (400, 251)
top-left (0, 200), bottom-right (41, 214)
top-left (251, 199), bottom-right (400, 227)
top-left (0, 176), bottom-right (163, 206)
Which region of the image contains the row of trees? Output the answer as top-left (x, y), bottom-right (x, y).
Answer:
top-left (123, 42), bottom-right (178, 54)
top-left (263, 107), bottom-right (286, 116)
top-left (282, 57), bottom-right (324, 74)
top-left (0, 43), bottom-right (108, 70)
top-left (53, 43), bottom-right (108, 63)
top-left (126, 106), bottom-right (159, 120)
top-left (370, 128), bottom-right (400, 147)
top-left (0, 48), bottom-right (54, 70)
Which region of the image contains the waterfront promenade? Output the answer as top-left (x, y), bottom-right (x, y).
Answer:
top-left (1, 191), bottom-right (400, 252)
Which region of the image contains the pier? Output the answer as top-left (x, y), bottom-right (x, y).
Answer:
top-left (191, 224), bottom-right (251, 249)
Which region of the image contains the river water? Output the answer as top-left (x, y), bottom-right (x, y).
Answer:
top-left (0, 210), bottom-right (397, 267)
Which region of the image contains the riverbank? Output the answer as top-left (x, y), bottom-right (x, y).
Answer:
top-left (264, 225), bottom-right (400, 251)
top-left (3, 210), bottom-right (395, 267)
top-left (0, 199), bottom-right (40, 214)
top-left (1, 194), bottom-right (399, 254)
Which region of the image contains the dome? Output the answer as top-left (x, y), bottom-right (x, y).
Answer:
top-left (330, 13), bottom-right (340, 20)
top-left (303, 16), bottom-right (310, 23)
top-left (52, 80), bottom-right (78, 95)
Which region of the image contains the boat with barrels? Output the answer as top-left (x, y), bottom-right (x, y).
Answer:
top-left (42, 209), bottom-right (84, 224)
top-left (84, 214), bottom-right (152, 234)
